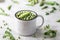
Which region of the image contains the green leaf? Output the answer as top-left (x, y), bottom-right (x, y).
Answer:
top-left (3, 31), bottom-right (15, 40)
top-left (44, 25), bottom-right (50, 30)
top-left (50, 10), bottom-right (54, 13)
top-left (44, 30), bottom-right (57, 38)
top-left (54, 2), bottom-right (60, 6)
top-left (46, 12), bottom-right (49, 15)
top-left (8, 5), bottom-right (12, 10)
top-left (0, 8), bottom-right (5, 12)
top-left (40, 0), bottom-right (45, 6)
top-left (42, 6), bottom-right (48, 9)
top-left (44, 25), bottom-right (57, 38)
top-left (50, 7), bottom-right (56, 13)
top-left (52, 7), bottom-right (57, 10)
top-left (56, 19), bottom-right (60, 22)
top-left (0, 8), bottom-right (9, 16)
top-left (55, 2), bottom-right (59, 5)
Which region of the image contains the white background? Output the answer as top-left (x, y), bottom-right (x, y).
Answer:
top-left (0, 0), bottom-right (60, 40)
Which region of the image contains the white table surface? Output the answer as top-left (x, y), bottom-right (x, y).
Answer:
top-left (0, 0), bottom-right (60, 40)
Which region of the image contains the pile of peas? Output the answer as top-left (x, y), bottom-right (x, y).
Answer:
top-left (16, 11), bottom-right (36, 21)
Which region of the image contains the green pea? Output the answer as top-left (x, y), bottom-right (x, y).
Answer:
top-left (23, 18), bottom-right (26, 20)
top-left (18, 11), bottom-right (30, 18)
top-left (16, 12), bottom-right (23, 18)
top-left (30, 16), bottom-right (33, 19)
top-left (26, 17), bottom-right (29, 20)
top-left (16, 12), bottom-right (21, 16)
